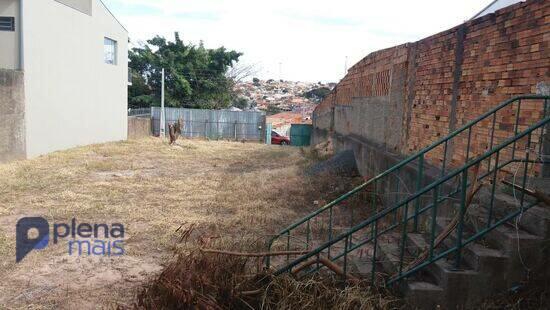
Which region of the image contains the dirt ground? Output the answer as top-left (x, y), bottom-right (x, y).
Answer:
top-left (0, 138), bottom-right (323, 309)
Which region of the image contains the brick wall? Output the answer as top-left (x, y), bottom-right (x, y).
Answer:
top-left (330, 45), bottom-right (409, 107)
top-left (315, 0), bottom-right (549, 173)
top-left (452, 0), bottom-right (549, 167)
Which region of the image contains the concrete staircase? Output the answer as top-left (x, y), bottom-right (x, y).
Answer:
top-left (268, 96), bottom-right (549, 309)
top-left (370, 188), bottom-right (550, 309)
top-left (277, 184), bottom-right (550, 309)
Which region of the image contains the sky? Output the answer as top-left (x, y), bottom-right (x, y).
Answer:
top-left (103, 0), bottom-right (495, 83)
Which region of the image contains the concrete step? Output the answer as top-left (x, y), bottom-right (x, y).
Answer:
top-left (466, 207), bottom-right (547, 285)
top-left (513, 205), bottom-right (550, 238)
top-left (434, 217), bottom-right (509, 272)
top-left (405, 233), bottom-right (471, 269)
top-left (377, 241), bottom-right (446, 309)
top-left (348, 259), bottom-right (374, 278)
top-left (403, 281), bottom-right (445, 310)
top-left (405, 234), bottom-right (480, 294)
top-left (467, 208), bottom-right (544, 256)
top-left (376, 242), bottom-right (400, 275)
top-left (476, 189), bottom-right (550, 238)
top-left (378, 232), bottom-right (504, 309)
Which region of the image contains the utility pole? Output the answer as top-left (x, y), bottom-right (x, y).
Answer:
top-left (279, 62), bottom-right (282, 81)
top-left (160, 68), bottom-right (166, 138)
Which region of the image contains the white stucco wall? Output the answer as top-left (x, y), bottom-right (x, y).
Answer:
top-left (0, 0), bottom-right (20, 70)
top-left (54, 0), bottom-right (92, 15)
top-left (23, 0), bottom-right (128, 157)
top-left (473, 0), bottom-right (524, 19)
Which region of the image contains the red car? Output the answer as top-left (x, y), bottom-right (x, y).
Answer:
top-left (271, 131), bottom-right (290, 145)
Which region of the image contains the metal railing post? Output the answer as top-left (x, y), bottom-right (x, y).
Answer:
top-left (429, 186), bottom-right (439, 259)
top-left (399, 203), bottom-right (410, 276)
top-left (343, 236), bottom-right (349, 279)
top-left (328, 208), bottom-right (333, 259)
top-left (520, 133), bottom-right (532, 208)
top-left (487, 151), bottom-right (500, 228)
top-left (371, 219), bottom-right (379, 284)
top-left (455, 169), bottom-right (469, 269)
top-left (413, 154), bottom-right (424, 231)
top-left (512, 99), bottom-right (522, 160)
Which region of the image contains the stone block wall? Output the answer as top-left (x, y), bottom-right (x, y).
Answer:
top-left (128, 116), bottom-right (152, 140)
top-left (0, 69), bottom-right (25, 163)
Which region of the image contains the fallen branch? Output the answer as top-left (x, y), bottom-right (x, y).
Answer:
top-left (240, 289), bottom-right (263, 296)
top-left (200, 249), bottom-right (310, 257)
top-left (502, 180), bottom-right (550, 206)
top-left (292, 257), bottom-right (360, 284)
top-left (239, 257), bottom-right (360, 297)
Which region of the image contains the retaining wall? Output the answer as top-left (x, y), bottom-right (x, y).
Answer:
top-left (128, 116), bottom-right (152, 139)
top-left (0, 69), bottom-right (25, 163)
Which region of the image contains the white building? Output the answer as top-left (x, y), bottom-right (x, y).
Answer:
top-left (472, 0), bottom-right (525, 19)
top-left (0, 0), bottom-right (128, 162)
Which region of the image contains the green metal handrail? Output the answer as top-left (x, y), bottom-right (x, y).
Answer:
top-left (274, 113), bottom-right (549, 285)
top-left (266, 95), bottom-right (549, 269)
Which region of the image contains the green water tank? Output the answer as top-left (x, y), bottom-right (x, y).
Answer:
top-left (290, 124), bottom-right (312, 147)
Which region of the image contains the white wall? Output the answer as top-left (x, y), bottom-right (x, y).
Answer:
top-left (474, 0), bottom-right (524, 19)
top-left (23, 0), bottom-right (128, 157)
top-left (54, 0), bottom-right (92, 15)
top-left (0, 0), bottom-right (19, 70)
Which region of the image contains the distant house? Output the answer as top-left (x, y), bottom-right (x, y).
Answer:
top-left (267, 112), bottom-right (312, 136)
top-left (0, 0), bottom-right (128, 162)
top-left (472, 0), bottom-right (524, 19)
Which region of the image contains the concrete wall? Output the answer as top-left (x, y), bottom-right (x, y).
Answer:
top-left (314, 0), bottom-right (549, 178)
top-left (0, 0), bottom-right (20, 70)
top-left (316, 44), bottom-right (410, 154)
top-left (311, 108), bottom-right (332, 146)
top-left (23, 0), bottom-right (128, 157)
top-left (0, 69), bottom-right (25, 162)
top-left (128, 116), bottom-right (151, 139)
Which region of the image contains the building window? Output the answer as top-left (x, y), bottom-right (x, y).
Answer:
top-left (0, 17), bottom-right (15, 32)
top-left (104, 37), bottom-right (118, 65)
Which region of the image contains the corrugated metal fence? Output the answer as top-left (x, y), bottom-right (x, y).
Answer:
top-left (151, 107), bottom-right (266, 141)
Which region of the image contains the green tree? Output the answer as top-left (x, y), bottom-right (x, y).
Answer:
top-left (128, 33), bottom-right (242, 109)
top-left (303, 87), bottom-right (331, 102)
top-left (232, 97), bottom-right (249, 110)
top-left (128, 72), bottom-right (154, 108)
top-left (266, 104), bottom-right (283, 115)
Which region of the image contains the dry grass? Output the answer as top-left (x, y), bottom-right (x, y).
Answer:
top-left (0, 137), bottom-right (366, 309)
top-left (136, 236), bottom-right (403, 310)
top-left (478, 278), bottom-right (550, 310)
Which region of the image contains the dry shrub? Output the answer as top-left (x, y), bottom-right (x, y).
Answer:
top-left (137, 250), bottom-right (253, 309)
top-left (478, 278), bottom-right (550, 309)
top-left (259, 275), bottom-right (402, 310)
top-left (135, 240), bottom-right (403, 310)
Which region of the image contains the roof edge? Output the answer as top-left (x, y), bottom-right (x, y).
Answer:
top-left (98, 0), bottom-right (128, 33)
